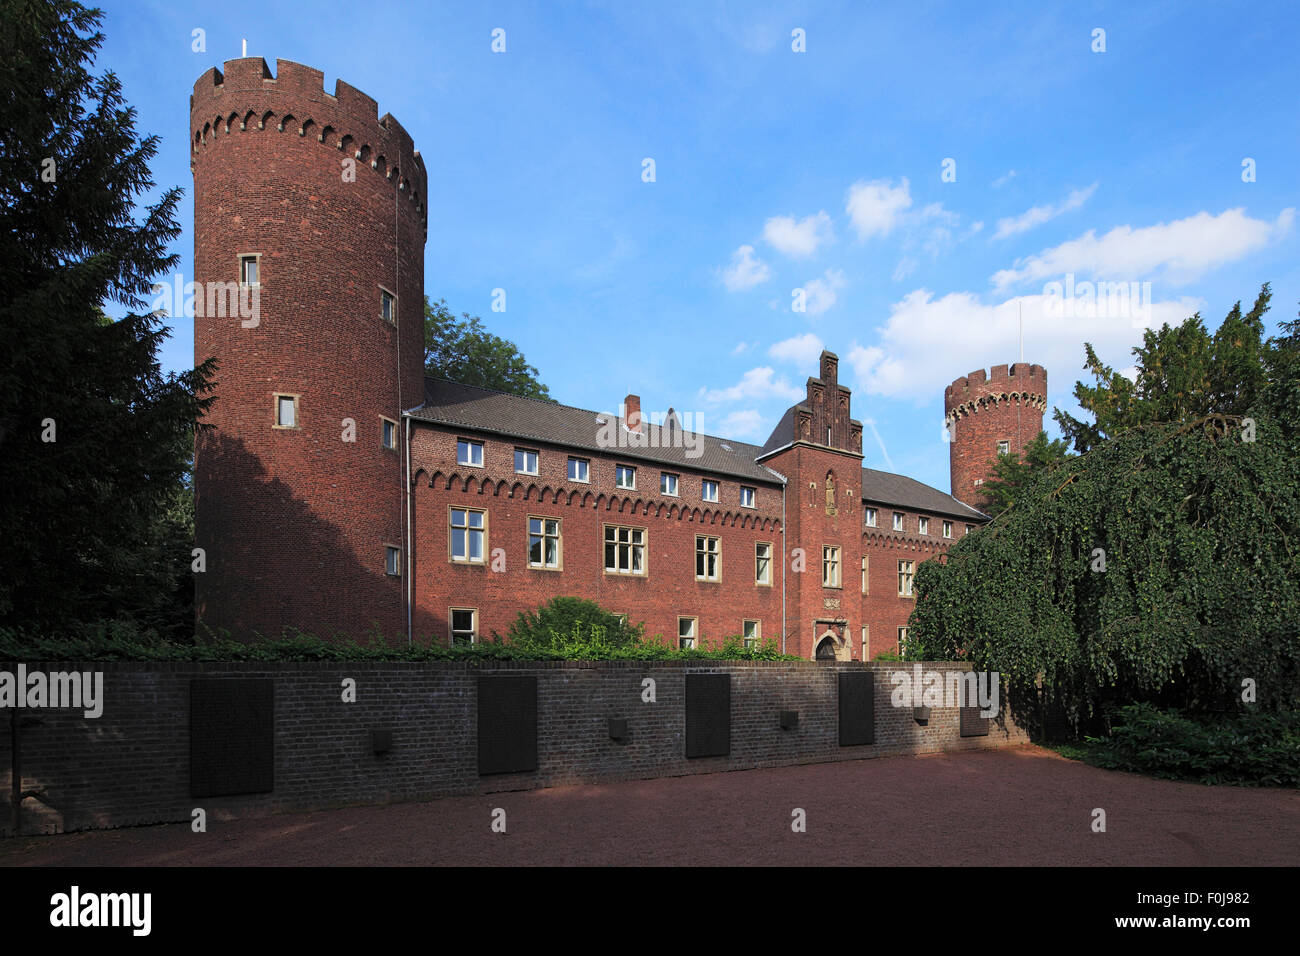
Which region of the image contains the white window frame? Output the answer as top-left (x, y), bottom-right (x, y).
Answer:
top-left (997, 440), bottom-right (1010, 456)
top-left (861, 555), bottom-right (868, 594)
top-left (822, 546), bottom-right (841, 588)
top-left (742, 619), bottom-right (760, 649)
top-left (514, 447), bottom-right (539, 475)
top-left (457, 438), bottom-right (484, 467)
top-left (943, 520), bottom-right (953, 539)
top-left (527, 515), bottom-right (562, 570)
top-left (892, 511), bottom-right (904, 532)
top-left (450, 607), bottom-right (478, 645)
top-left (755, 541), bottom-right (772, 586)
top-left (695, 534), bottom-right (721, 582)
top-left (615, 464), bottom-right (636, 490)
top-left (898, 559), bottom-right (915, 598)
top-left (567, 457), bottom-right (589, 482)
top-left (702, 479), bottom-right (719, 503)
top-left (379, 286), bottom-right (397, 325)
top-left (660, 472), bottom-right (679, 496)
top-left (273, 393), bottom-right (299, 429)
top-left (450, 507), bottom-right (487, 564)
top-left (919, 517), bottom-right (929, 536)
top-left (740, 486), bottom-right (756, 508)
top-left (238, 252), bottom-right (261, 288)
top-left (865, 507), bottom-right (877, 528)
top-left (604, 524), bottom-right (646, 576)
top-left (380, 416), bottom-right (397, 450)
top-left (384, 544), bottom-right (401, 576)
top-left (678, 616), bottom-right (697, 650)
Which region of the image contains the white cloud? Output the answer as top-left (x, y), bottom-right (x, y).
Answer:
top-left (798, 268), bottom-right (847, 316)
top-left (846, 178), bottom-right (912, 240)
top-left (731, 340), bottom-right (757, 355)
top-left (763, 211), bottom-right (834, 258)
top-left (768, 333), bottom-right (825, 366)
top-left (698, 366), bottom-right (804, 404)
top-left (992, 169), bottom-right (1018, 189)
top-left (892, 257), bottom-right (917, 282)
top-left (845, 288), bottom-right (1205, 404)
top-left (992, 207), bottom-right (1295, 291)
top-left (718, 409), bottom-right (766, 438)
top-left (720, 244), bottom-right (771, 291)
top-left (992, 183), bottom-right (1098, 240)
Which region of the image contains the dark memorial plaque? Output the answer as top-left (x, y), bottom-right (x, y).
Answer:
top-left (838, 672), bottom-right (875, 746)
top-left (477, 675), bottom-right (538, 775)
top-left (190, 678), bottom-right (274, 797)
top-left (685, 673), bottom-right (730, 758)
top-left (960, 706), bottom-right (990, 737)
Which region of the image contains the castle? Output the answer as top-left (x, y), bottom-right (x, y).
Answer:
top-left (190, 58), bottom-right (1047, 659)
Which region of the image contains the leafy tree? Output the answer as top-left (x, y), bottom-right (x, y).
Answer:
top-left (1054, 284), bottom-right (1272, 452)
top-left (981, 431), bottom-right (1071, 517)
top-left (424, 296), bottom-right (552, 400)
top-left (496, 596), bottom-right (641, 650)
top-left (911, 287), bottom-right (1300, 736)
top-left (0, 0), bottom-right (213, 633)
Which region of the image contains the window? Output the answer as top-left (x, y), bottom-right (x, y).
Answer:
top-left (567, 457), bottom-right (589, 482)
top-left (702, 479), bottom-right (719, 503)
top-left (919, 517), bottom-right (929, 536)
top-left (239, 254), bottom-right (259, 287)
top-left (898, 559), bottom-right (915, 598)
top-left (755, 542), bottom-right (772, 586)
top-left (678, 617), bottom-right (697, 650)
top-left (274, 394), bottom-right (297, 428)
top-left (660, 472), bottom-right (679, 496)
top-left (861, 555), bottom-right (869, 594)
top-left (616, 464), bottom-right (636, 490)
top-left (943, 520), bottom-right (953, 539)
top-left (380, 417), bottom-right (397, 450)
top-left (965, 523), bottom-right (974, 535)
top-left (997, 440), bottom-right (1010, 456)
top-left (695, 535), bottom-right (720, 581)
top-left (743, 620), bottom-right (760, 649)
top-left (897, 626), bottom-right (908, 655)
top-left (457, 439), bottom-right (483, 467)
top-left (380, 288), bottom-right (395, 324)
top-left (604, 524), bottom-right (646, 575)
top-left (865, 507), bottom-right (877, 528)
top-left (822, 546), bottom-right (841, 588)
top-left (892, 512), bottom-right (904, 532)
top-left (740, 486), bottom-right (756, 508)
top-left (514, 448), bottom-right (538, 475)
top-left (861, 625), bottom-right (869, 662)
top-left (384, 545), bottom-right (401, 576)
top-left (450, 508), bottom-right (486, 563)
top-left (528, 517), bottom-right (561, 569)
top-left (450, 608), bottom-right (477, 645)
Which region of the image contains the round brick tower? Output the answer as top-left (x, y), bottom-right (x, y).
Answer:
top-left (190, 58), bottom-right (427, 640)
top-left (944, 363), bottom-right (1047, 511)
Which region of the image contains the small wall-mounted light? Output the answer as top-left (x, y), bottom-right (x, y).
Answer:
top-left (371, 728), bottom-right (392, 754)
top-left (780, 710), bottom-right (799, 730)
top-left (912, 706), bottom-right (931, 726)
top-left (608, 718), bottom-right (629, 742)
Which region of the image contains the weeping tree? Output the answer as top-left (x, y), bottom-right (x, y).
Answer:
top-left (910, 287), bottom-right (1300, 735)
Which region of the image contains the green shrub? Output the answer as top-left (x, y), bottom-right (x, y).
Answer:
top-left (1081, 703), bottom-right (1300, 786)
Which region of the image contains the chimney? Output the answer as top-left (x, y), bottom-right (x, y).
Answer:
top-left (624, 394), bottom-right (642, 433)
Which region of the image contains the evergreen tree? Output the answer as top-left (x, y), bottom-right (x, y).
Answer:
top-left (0, 0), bottom-right (213, 633)
top-left (981, 431), bottom-right (1071, 517)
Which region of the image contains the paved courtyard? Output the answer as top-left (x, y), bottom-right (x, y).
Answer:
top-left (2, 745), bottom-right (1296, 866)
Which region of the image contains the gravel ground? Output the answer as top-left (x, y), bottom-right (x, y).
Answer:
top-left (2, 745), bottom-right (1296, 866)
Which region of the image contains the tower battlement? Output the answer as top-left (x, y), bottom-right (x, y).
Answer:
top-left (190, 57), bottom-right (427, 234)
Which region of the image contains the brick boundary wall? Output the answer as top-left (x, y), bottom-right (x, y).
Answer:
top-left (0, 661), bottom-right (1028, 837)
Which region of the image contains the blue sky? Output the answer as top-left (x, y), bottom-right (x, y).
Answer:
top-left (100, 0), bottom-right (1299, 493)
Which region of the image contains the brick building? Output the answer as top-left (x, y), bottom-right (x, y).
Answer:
top-left (190, 58), bottom-right (1042, 659)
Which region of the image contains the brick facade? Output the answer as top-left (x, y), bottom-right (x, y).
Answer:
top-left (944, 364), bottom-right (1048, 510)
top-left (189, 57), bottom-right (1031, 658)
top-left (0, 660), bottom-right (1028, 836)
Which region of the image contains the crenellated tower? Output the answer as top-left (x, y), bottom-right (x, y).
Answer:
top-left (943, 363), bottom-right (1047, 511)
top-left (190, 58), bottom-right (427, 639)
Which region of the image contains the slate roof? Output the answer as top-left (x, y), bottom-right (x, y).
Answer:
top-left (409, 377), bottom-right (988, 520)
top-left (410, 378), bottom-right (783, 484)
top-left (861, 467), bottom-right (987, 520)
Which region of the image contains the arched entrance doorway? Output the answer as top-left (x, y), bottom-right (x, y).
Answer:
top-left (815, 636), bottom-right (837, 661)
